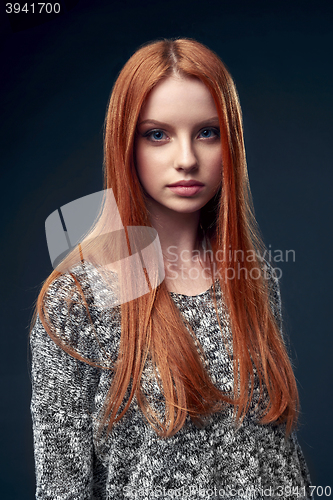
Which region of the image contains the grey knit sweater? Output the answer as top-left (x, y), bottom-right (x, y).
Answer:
top-left (30, 262), bottom-right (312, 499)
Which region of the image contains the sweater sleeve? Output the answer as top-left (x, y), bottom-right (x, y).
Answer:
top-left (30, 272), bottom-right (102, 500)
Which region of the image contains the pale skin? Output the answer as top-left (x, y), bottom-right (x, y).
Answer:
top-left (135, 74), bottom-right (223, 295)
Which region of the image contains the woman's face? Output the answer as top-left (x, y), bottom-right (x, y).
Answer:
top-left (135, 75), bottom-right (222, 217)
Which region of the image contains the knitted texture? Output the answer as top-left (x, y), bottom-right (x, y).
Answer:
top-left (30, 262), bottom-right (312, 499)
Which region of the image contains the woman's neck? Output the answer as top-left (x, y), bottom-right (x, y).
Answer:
top-left (146, 201), bottom-right (213, 294)
top-left (146, 202), bottom-right (201, 260)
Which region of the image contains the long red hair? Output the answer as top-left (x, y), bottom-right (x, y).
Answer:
top-left (31, 37), bottom-right (299, 437)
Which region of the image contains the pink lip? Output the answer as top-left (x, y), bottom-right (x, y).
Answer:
top-left (168, 185), bottom-right (204, 196)
top-left (167, 180), bottom-right (204, 187)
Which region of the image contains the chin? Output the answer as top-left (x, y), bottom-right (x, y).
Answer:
top-left (146, 196), bottom-right (206, 215)
top-left (174, 198), bottom-right (209, 209)
top-left (168, 203), bottom-right (205, 215)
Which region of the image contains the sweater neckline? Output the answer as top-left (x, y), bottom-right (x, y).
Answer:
top-left (168, 278), bottom-right (220, 299)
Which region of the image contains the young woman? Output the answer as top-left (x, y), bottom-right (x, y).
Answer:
top-left (30, 38), bottom-right (312, 499)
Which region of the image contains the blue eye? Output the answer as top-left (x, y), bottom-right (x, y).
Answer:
top-left (144, 129), bottom-right (166, 141)
top-left (199, 128), bottom-right (220, 139)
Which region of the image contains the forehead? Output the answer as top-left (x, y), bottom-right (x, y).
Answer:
top-left (139, 76), bottom-right (218, 121)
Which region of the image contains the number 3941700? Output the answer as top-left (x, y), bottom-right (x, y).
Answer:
top-left (6, 3), bottom-right (61, 14)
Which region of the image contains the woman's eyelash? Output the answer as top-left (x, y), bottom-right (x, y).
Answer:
top-left (143, 127), bottom-right (220, 142)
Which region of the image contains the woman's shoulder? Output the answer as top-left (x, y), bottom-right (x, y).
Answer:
top-left (44, 261), bottom-right (121, 315)
top-left (260, 258), bottom-right (282, 308)
top-left (258, 257), bottom-right (286, 341)
top-left (31, 261), bottom-right (122, 361)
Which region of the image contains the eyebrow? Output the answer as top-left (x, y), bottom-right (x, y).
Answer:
top-left (137, 117), bottom-right (220, 128)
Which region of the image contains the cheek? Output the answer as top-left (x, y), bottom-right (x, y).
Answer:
top-left (136, 145), bottom-right (169, 182)
top-left (208, 155), bottom-right (223, 194)
top-left (135, 146), bottom-right (158, 194)
top-left (207, 149), bottom-right (223, 178)
top-left (135, 144), bottom-right (149, 183)
top-left (136, 143), bottom-right (156, 173)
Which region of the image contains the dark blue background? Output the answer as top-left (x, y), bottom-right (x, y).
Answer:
top-left (0, 0), bottom-right (332, 498)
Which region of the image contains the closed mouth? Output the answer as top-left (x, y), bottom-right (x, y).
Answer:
top-left (167, 181), bottom-right (204, 187)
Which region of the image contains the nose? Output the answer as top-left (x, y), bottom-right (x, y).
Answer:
top-left (174, 137), bottom-right (198, 172)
